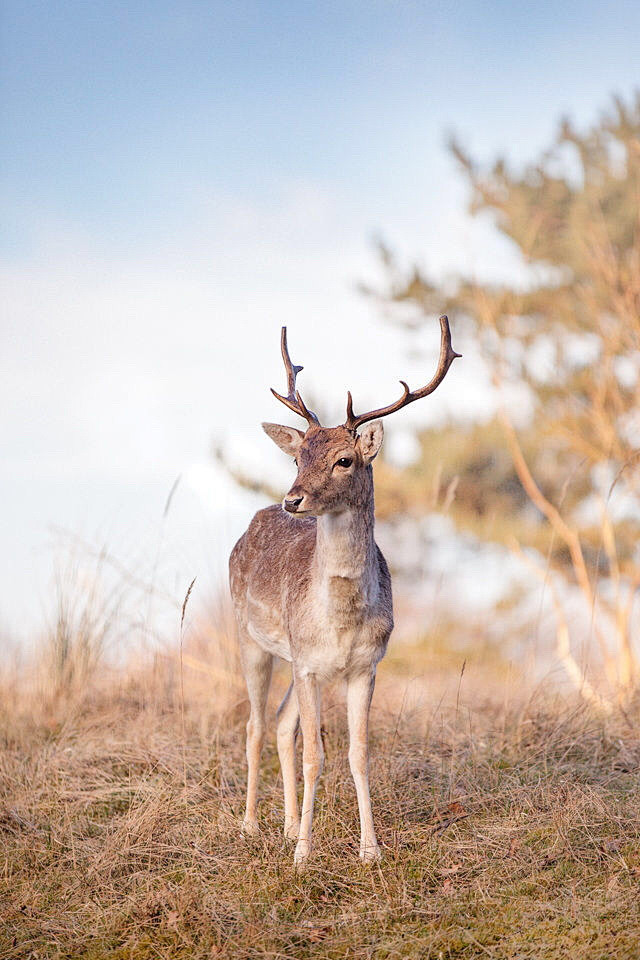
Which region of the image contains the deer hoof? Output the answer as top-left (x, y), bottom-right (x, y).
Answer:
top-left (284, 818), bottom-right (300, 841)
top-left (359, 843), bottom-right (381, 863)
top-left (293, 839), bottom-right (311, 868)
top-left (241, 818), bottom-right (260, 837)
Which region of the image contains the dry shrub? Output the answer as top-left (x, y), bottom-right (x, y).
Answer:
top-left (1, 607), bottom-right (639, 959)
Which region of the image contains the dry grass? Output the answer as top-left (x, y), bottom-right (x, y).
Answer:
top-left (1, 623), bottom-right (639, 960)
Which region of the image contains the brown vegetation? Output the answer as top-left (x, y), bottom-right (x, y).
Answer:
top-left (371, 94), bottom-right (640, 704)
top-left (2, 616), bottom-right (639, 959)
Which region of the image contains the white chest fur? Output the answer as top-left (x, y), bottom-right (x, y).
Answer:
top-left (297, 563), bottom-right (382, 680)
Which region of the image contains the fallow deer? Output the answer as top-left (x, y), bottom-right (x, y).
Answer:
top-left (229, 317), bottom-right (460, 866)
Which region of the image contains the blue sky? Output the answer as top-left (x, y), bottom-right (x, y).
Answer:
top-left (5, 0), bottom-right (639, 253)
top-left (2, 1), bottom-right (639, 639)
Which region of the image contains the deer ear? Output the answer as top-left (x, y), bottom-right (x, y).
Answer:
top-left (358, 420), bottom-right (384, 463)
top-left (262, 422), bottom-right (305, 458)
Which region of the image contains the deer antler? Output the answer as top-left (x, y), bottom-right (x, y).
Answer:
top-left (271, 327), bottom-right (320, 426)
top-left (344, 315), bottom-right (461, 432)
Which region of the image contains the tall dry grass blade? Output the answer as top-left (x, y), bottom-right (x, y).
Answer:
top-left (179, 577), bottom-right (196, 796)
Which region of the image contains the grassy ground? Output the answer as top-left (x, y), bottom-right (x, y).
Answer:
top-left (1, 633), bottom-right (639, 960)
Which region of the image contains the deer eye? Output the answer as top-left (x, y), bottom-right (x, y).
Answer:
top-left (335, 457), bottom-right (353, 469)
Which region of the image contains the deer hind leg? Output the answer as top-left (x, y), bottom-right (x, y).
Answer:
top-left (276, 680), bottom-right (300, 840)
top-left (292, 671), bottom-right (323, 867)
top-left (347, 669), bottom-right (381, 862)
top-left (240, 639), bottom-right (273, 836)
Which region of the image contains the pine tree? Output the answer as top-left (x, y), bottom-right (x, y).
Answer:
top-left (372, 94), bottom-right (640, 698)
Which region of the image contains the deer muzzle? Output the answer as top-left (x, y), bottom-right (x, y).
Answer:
top-left (283, 491), bottom-right (306, 514)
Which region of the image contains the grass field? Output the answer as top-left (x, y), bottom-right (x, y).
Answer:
top-left (1, 625), bottom-right (639, 960)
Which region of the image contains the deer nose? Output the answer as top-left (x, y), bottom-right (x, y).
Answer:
top-left (283, 495), bottom-right (304, 513)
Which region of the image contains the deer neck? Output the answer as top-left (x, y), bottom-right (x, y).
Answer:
top-left (314, 467), bottom-right (376, 588)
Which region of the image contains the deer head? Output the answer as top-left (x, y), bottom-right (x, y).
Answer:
top-left (262, 320), bottom-right (460, 516)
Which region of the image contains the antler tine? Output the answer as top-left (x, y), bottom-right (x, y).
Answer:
top-left (270, 327), bottom-right (320, 426)
top-left (344, 315), bottom-right (461, 432)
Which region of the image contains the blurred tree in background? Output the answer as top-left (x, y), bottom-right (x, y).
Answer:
top-left (370, 93), bottom-right (640, 698)
top-left (219, 94), bottom-right (639, 701)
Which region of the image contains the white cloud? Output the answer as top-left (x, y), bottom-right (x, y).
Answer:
top-left (1, 176), bottom-right (527, 638)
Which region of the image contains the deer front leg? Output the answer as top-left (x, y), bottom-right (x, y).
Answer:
top-left (293, 671), bottom-right (323, 867)
top-left (240, 642), bottom-right (273, 836)
top-left (347, 669), bottom-right (380, 862)
top-left (276, 680), bottom-right (300, 840)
